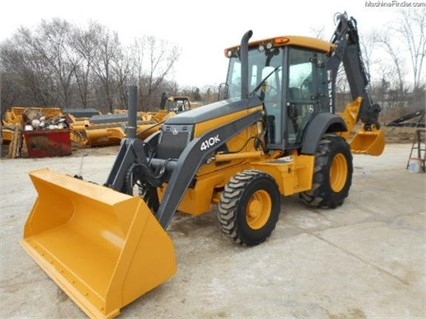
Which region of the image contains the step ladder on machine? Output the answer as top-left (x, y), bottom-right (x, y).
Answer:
top-left (406, 129), bottom-right (426, 173)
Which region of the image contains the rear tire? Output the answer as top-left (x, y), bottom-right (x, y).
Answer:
top-left (218, 169), bottom-right (280, 246)
top-left (300, 135), bottom-right (352, 208)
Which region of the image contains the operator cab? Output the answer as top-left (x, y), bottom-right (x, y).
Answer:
top-left (225, 36), bottom-right (331, 150)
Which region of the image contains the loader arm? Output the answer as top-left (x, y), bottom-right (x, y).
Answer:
top-left (156, 108), bottom-right (263, 228)
top-left (105, 106), bottom-right (264, 229)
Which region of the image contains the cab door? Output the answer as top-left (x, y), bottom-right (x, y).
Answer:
top-left (285, 47), bottom-right (329, 148)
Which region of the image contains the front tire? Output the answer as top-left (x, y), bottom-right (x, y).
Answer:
top-left (300, 135), bottom-right (353, 208)
top-left (218, 169), bottom-right (280, 246)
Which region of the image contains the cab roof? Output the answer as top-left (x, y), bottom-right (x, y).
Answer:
top-left (225, 35), bottom-right (334, 56)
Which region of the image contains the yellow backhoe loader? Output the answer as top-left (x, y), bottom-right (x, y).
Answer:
top-left (22, 12), bottom-right (385, 318)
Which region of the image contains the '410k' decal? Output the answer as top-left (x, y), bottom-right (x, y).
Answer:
top-left (200, 135), bottom-right (220, 151)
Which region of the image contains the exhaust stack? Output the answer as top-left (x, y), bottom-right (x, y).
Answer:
top-left (126, 85), bottom-right (138, 139)
top-left (240, 30), bottom-right (253, 99)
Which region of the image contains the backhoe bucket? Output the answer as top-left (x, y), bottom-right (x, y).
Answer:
top-left (21, 168), bottom-right (177, 319)
top-left (350, 127), bottom-right (385, 156)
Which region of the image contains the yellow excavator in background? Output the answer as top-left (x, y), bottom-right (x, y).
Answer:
top-left (22, 12), bottom-right (384, 319)
top-left (160, 94), bottom-right (194, 112)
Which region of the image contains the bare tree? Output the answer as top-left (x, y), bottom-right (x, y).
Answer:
top-left (91, 24), bottom-right (122, 113)
top-left (374, 9), bottom-right (426, 112)
top-left (70, 22), bottom-right (99, 108)
top-left (377, 31), bottom-right (406, 97)
top-left (1, 19), bottom-right (181, 113)
top-left (359, 30), bottom-right (380, 83)
top-left (133, 36), bottom-right (181, 110)
top-left (129, 37), bottom-right (146, 109)
top-left (309, 25), bottom-right (326, 40)
top-left (25, 19), bottom-right (77, 107)
top-left (112, 44), bottom-right (135, 108)
top-left (396, 9), bottom-right (426, 89)
top-left (0, 44), bottom-right (26, 108)
top-left (1, 33), bottom-right (59, 106)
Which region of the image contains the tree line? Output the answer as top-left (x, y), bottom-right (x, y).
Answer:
top-left (0, 19), bottom-right (186, 114)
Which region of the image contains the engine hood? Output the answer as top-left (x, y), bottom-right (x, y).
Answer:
top-left (164, 95), bottom-right (262, 125)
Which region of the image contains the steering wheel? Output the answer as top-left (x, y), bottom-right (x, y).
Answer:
top-left (300, 78), bottom-right (312, 97)
top-left (260, 83), bottom-right (279, 101)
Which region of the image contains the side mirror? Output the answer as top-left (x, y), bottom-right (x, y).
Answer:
top-left (217, 82), bottom-right (229, 101)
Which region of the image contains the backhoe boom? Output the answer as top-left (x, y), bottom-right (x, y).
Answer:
top-left (327, 12), bottom-right (381, 130)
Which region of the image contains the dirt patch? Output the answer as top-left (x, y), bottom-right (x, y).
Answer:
top-left (383, 126), bottom-right (420, 144)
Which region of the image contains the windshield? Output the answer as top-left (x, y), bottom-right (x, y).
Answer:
top-left (225, 45), bottom-right (329, 149)
top-left (226, 47), bottom-right (283, 99)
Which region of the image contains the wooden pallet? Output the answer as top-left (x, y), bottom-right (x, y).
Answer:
top-left (8, 126), bottom-right (22, 159)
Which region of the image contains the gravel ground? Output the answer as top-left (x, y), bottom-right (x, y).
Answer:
top-left (0, 143), bottom-right (425, 319)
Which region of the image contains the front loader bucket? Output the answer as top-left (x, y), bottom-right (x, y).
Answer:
top-left (350, 127), bottom-right (385, 156)
top-left (21, 168), bottom-right (177, 319)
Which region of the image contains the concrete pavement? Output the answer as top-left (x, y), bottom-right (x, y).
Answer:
top-left (0, 143), bottom-right (425, 318)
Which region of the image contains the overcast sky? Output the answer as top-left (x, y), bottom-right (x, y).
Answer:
top-left (0, 0), bottom-right (408, 87)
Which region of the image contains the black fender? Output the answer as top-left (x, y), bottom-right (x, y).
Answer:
top-left (301, 113), bottom-right (347, 155)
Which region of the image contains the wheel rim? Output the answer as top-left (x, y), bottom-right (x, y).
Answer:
top-left (246, 190), bottom-right (272, 230)
top-left (330, 153), bottom-right (348, 192)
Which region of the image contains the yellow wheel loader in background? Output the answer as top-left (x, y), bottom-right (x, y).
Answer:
top-left (22, 12), bottom-right (385, 319)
